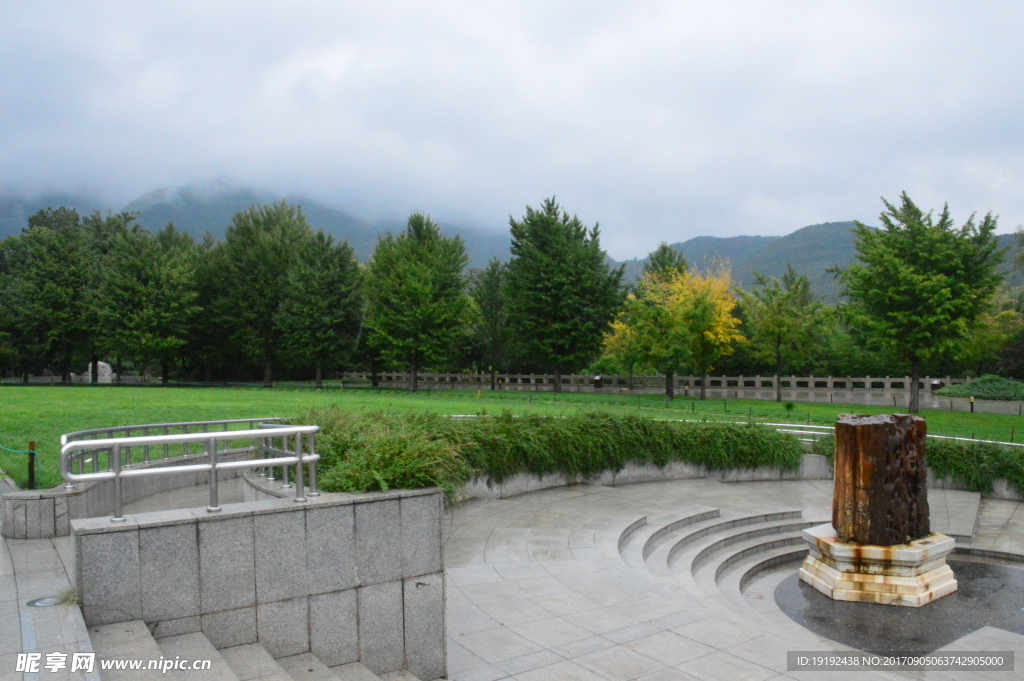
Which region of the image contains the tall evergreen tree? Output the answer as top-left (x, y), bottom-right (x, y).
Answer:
top-left (506, 197), bottom-right (624, 391)
top-left (839, 192), bottom-right (1004, 412)
top-left (469, 259), bottom-right (511, 388)
top-left (100, 225), bottom-right (201, 383)
top-left (365, 213), bottom-right (468, 390)
top-left (278, 232), bottom-right (363, 388)
top-left (220, 202), bottom-right (312, 385)
top-left (2, 209), bottom-right (95, 381)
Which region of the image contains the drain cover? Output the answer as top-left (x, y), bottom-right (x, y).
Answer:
top-left (27, 597), bottom-right (60, 607)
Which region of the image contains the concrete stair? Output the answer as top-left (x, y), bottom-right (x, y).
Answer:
top-left (90, 619), bottom-right (423, 681)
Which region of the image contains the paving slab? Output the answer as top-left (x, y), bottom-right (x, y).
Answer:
top-left (445, 477), bottom-right (1022, 681)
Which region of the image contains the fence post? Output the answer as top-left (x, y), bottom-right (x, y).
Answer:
top-left (27, 440), bottom-right (35, 490)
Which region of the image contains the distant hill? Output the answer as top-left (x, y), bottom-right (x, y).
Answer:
top-left (612, 221), bottom-right (1022, 302)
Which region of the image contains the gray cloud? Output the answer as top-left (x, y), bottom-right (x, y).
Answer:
top-left (2, 1), bottom-right (1023, 258)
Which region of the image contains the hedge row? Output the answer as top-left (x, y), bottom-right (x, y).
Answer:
top-left (299, 408), bottom-right (804, 499)
top-left (934, 375), bottom-right (1024, 401)
top-left (812, 434), bottom-right (1024, 494)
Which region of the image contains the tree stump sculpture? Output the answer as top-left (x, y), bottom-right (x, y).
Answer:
top-left (800, 414), bottom-right (957, 607)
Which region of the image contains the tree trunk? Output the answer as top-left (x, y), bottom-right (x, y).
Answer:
top-left (665, 369), bottom-right (675, 399)
top-left (161, 360), bottom-right (169, 385)
top-left (370, 358), bottom-right (379, 387)
top-left (61, 355), bottom-right (71, 383)
top-left (315, 363), bottom-right (323, 389)
top-left (554, 368), bottom-right (562, 393)
top-left (775, 348), bottom-right (783, 402)
top-left (700, 372), bottom-right (708, 400)
top-left (116, 356), bottom-right (123, 383)
top-left (204, 365), bottom-right (212, 383)
top-left (410, 358), bottom-right (419, 391)
top-left (908, 357), bottom-right (920, 414)
top-left (91, 353), bottom-right (99, 384)
top-left (263, 357), bottom-right (273, 387)
top-left (490, 369), bottom-right (496, 390)
top-left (22, 368), bottom-right (28, 383)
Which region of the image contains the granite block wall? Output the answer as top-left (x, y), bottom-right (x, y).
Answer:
top-left (71, 488), bottom-right (446, 680)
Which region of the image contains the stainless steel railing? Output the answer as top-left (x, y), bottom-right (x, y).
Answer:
top-left (60, 417), bottom-right (286, 478)
top-left (60, 419), bottom-right (320, 523)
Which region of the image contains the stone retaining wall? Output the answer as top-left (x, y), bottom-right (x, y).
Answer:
top-left (460, 453), bottom-right (835, 500)
top-left (71, 488), bottom-right (446, 680)
top-left (1, 449), bottom-right (251, 539)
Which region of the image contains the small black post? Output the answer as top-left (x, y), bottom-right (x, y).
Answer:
top-left (27, 440), bottom-right (35, 490)
top-left (1011, 427), bottom-right (1015, 443)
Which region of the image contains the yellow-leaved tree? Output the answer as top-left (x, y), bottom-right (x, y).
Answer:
top-left (603, 264), bottom-right (743, 399)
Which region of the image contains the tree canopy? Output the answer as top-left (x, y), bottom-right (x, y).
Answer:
top-left (738, 264), bottom-right (827, 401)
top-left (839, 192), bottom-right (1004, 412)
top-left (506, 197), bottom-right (624, 390)
top-left (364, 213), bottom-right (469, 390)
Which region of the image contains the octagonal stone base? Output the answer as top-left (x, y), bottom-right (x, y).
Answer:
top-left (799, 523), bottom-right (958, 607)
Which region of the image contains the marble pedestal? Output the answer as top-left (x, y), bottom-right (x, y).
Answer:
top-left (799, 523), bottom-right (958, 607)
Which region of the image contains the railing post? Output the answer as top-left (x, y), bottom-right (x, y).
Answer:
top-left (294, 433), bottom-right (306, 503)
top-left (265, 434), bottom-right (276, 481)
top-left (111, 444), bottom-right (126, 523)
top-left (307, 433), bottom-right (319, 497)
top-left (163, 426), bottom-right (170, 459)
top-left (207, 437), bottom-right (221, 513)
top-left (280, 434), bottom-right (292, 489)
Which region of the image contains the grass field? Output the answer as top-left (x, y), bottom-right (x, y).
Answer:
top-left (2, 384), bottom-right (1023, 489)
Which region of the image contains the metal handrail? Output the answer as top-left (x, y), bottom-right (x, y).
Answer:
top-left (60, 422), bottom-right (319, 523)
top-left (60, 417), bottom-right (285, 479)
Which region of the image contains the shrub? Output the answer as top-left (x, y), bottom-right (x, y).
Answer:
top-left (298, 408), bottom-right (804, 499)
top-left (926, 438), bottom-right (1024, 494)
top-left (935, 375), bottom-right (1024, 401)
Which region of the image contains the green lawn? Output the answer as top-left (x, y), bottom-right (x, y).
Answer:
top-left (2, 384), bottom-right (1022, 489)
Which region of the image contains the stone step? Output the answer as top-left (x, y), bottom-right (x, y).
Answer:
top-left (690, 519), bottom-right (819, 576)
top-left (617, 506), bottom-right (720, 567)
top-left (663, 507), bottom-right (798, 569)
top-left (156, 632), bottom-right (241, 681)
top-left (278, 652), bottom-right (344, 681)
top-left (692, 530), bottom-right (810, 593)
top-left (379, 670), bottom-right (423, 681)
top-left (722, 548), bottom-right (825, 645)
top-left (331, 661), bottom-right (385, 681)
top-left (220, 643), bottom-right (294, 681)
top-left (89, 619), bottom-right (166, 681)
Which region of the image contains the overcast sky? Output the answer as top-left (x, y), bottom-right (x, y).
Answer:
top-left (2, 2), bottom-right (1023, 258)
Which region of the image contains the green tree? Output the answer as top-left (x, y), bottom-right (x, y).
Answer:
top-left (100, 225), bottom-right (201, 383)
top-left (278, 232), bottom-right (363, 388)
top-left (220, 202), bottom-right (313, 385)
top-left (839, 193), bottom-right (1004, 412)
top-left (643, 243), bottom-right (687, 280)
top-left (506, 197), bottom-right (624, 391)
top-left (738, 264), bottom-right (827, 401)
top-left (468, 259), bottom-right (511, 389)
top-left (364, 213), bottom-right (469, 390)
top-left (2, 209), bottom-right (96, 381)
